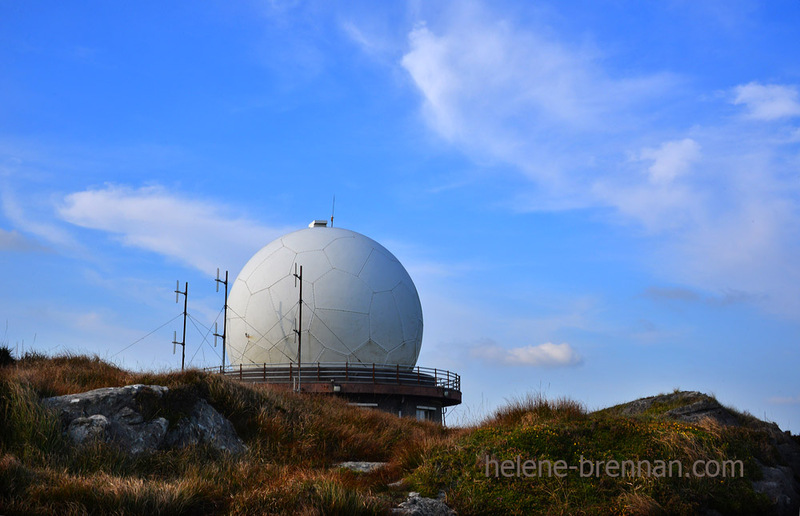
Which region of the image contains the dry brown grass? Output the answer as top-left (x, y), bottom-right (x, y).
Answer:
top-left (0, 352), bottom-right (448, 514)
top-left (4, 352), bottom-right (134, 397)
top-left (226, 465), bottom-right (386, 515)
top-left (2, 352), bottom-right (780, 515)
top-left (617, 491), bottom-right (666, 515)
top-left (481, 391), bottom-right (586, 427)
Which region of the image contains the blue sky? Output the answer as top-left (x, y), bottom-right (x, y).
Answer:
top-left (1, 1), bottom-right (799, 431)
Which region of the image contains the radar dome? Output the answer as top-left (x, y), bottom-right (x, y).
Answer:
top-left (226, 222), bottom-right (423, 367)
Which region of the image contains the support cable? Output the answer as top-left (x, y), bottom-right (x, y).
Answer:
top-left (111, 313), bottom-right (182, 358)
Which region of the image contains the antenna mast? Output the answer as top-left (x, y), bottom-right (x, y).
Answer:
top-left (330, 195), bottom-right (335, 228)
top-left (214, 269), bottom-right (229, 371)
top-left (293, 263), bottom-right (303, 392)
top-left (173, 281), bottom-right (188, 371)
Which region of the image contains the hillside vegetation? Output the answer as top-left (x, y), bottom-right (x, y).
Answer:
top-left (1, 351), bottom-right (797, 515)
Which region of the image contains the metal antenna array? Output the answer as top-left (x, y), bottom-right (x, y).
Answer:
top-left (213, 268), bottom-right (229, 370)
top-left (293, 263), bottom-right (303, 392)
top-left (173, 281), bottom-right (188, 371)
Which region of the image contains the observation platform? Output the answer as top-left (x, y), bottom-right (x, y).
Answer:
top-left (206, 362), bottom-right (462, 423)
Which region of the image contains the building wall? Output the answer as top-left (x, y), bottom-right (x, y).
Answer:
top-left (341, 392), bottom-right (444, 424)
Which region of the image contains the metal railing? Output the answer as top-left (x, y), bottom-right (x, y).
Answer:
top-left (205, 362), bottom-right (460, 392)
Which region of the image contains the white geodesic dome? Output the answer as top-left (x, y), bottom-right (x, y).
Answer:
top-left (226, 223), bottom-right (423, 367)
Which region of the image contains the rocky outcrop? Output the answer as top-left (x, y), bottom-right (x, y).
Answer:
top-left (392, 492), bottom-right (455, 516)
top-left (42, 384), bottom-right (245, 455)
top-left (617, 391), bottom-right (800, 516)
top-left (615, 390), bottom-right (743, 426)
top-left (754, 464), bottom-right (800, 516)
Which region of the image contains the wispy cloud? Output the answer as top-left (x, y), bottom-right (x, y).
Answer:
top-left (640, 139), bottom-right (701, 185)
top-left (58, 184), bottom-right (287, 275)
top-left (768, 395), bottom-right (800, 405)
top-left (399, 2), bottom-right (800, 318)
top-left (732, 82), bottom-right (800, 120)
top-left (643, 286), bottom-right (757, 306)
top-left (1, 188), bottom-right (78, 249)
top-left (400, 4), bottom-right (677, 184)
top-left (470, 339), bottom-right (582, 367)
top-left (592, 137), bottom-right (703, 233)
top-left (0, 228), bottom-right (48, 252)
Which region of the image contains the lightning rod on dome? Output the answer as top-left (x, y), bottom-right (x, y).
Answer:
top-left (330, 195), bottom-right (335, 228)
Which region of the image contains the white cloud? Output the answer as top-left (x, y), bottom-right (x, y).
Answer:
top-left (595, 131), bottom-right (800, 315)
top-left (400, 6), bottom-right (676, 183)
top-left (641, 139), bottom-right (701, 185)
top-left (591, 138), bottom-right (702, 232)
top-left (342, 21), bottom-right (376, 52)
top-left (1, 189), bottom-right (78, 249)
top-left (593, 182), bottom-right (695, 234)
top-left (470, 340), bottom-right (582, 367)
top-left (58, 185), bottom-right (287, 275)
top-left (402, 18), bottom-right (598, 136)
top-left (732, 82), bottom-right (800, 120)
top-left (400, 3), bottom-right (800, 318)
top-left (672, 186), bottom-right (800, 315)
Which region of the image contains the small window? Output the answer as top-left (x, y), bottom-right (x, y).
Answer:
top-left (348, 402), bottom-right (378, 410)
top-left (415, 406), bottom-right (436, 421)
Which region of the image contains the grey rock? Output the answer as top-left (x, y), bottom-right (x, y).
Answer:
top-left (393, 491), bottom-right (455, 516)
top-left (617, 391), bottom-right (741, 426)
top-left (163, 398), bottom-right (246, 454)
top-left (117, 406), bottom-right (144, 425)
top-left (43, 384), bottom-right (168, 426)
top-left (753, 464), bottom-right (799, 516)
top-left (335, 461), bottom-right (387, 473)
top-left (67, 414), bottom-right (110, 445)
top-left (43, 384), bottom-right (245, 455)
top-left (663, 399), bottom-right (742, 427)
top-left (115, 416), bottom-right (170, 455)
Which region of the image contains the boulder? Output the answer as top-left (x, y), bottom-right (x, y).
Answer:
top-left (392, 491), bottom-right (455, 516)
top-left (67, 414), bottom-right (113, 445)
top-left (162, 397), bottom-right (246, 453)
top-left (43, 384), bottom-right (245, 455)
top-left (754, 464), bottom-right (800, 516)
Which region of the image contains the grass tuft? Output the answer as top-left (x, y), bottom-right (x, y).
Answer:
top-left (482, 392), bottom-right (586, 427)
